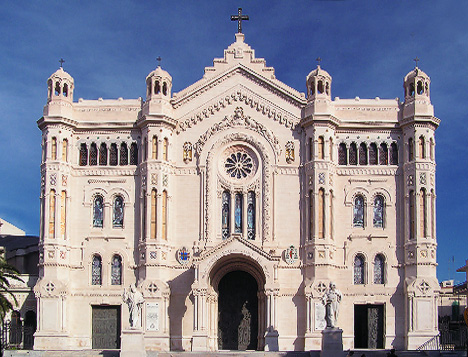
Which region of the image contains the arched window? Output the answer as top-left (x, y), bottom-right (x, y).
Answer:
top-left (49, 189), bottom-right (56, 238)
top-left (431, 189), bottom-right (435, 239)
top-left (338, 143), bottom-right (347, 165)
top-left (369, 143), bottom-right (378, 165)
top-left (329, 138), bottom-right (333, 161)
top-left (10, 311), bottom-right (22, 345)
top-left (309, 138), bottom-right (313, 161)
top-left (93, 195), bottom-right (104, 228)
top-left (91, 255), bottom-right (102, 285)
top-left (359, 143), bottom-right (368, 165)
top-left (234, 193), bottom-right (243, 233)
top-left (155, 81), bottom-right (160, 94)
top-left (247, 191), bottom-right (255, 240)
top-left (120, 143), bottom-right (128, 165)
top-left (390, 142), bottom-right (398, 165)
top-left (222, 191), bottom-right (230, 239)
top-left (51, 137), bottom-right (57, 160)
top-left (408, 138), bottom-right (414, 162)
top-left (417, 81), bottom-right (423, 95)
top-left (430, 138), bottom-right (434, 160)
top-left (54, 82), bottom-right (61, 96)
top-left (354, 254), bottom-right (365, 284)
top-left (48, 79), bottom-right (52, 98)
top-left (162, 82), bottom-right (168, 96)
top-left (151, 189), bottom-right (157, 239)
top-left (317, 80), bottom-right (324, 94)
top-left (89, 143), bottom-right (98, 166)
top-left (130, 143), bottom-right (138, 165)
top-left (163, 138), bottom-right (168, 161)
top-left (152, 136), bottom-right (158, 160)
top-left (111, 255), bottom-right (122, 285)
top-left (379, 143), bottom-right (388, 165)
top-left (318, 188), bottom-right (325, 238)
top-left (99, 143), bottom-right (107, 165)
top-left (409, 190), bottom-right (415, 239)
top-left (318, 136), bottom-right (324, 160)
top-left (162, 190), bottom-right (168, 239)
top-left (23, 310), bottom-right (36, 349)
top-left (353, 195), bottom-right (365, 228)
top-left (349, 143), bottom-right (357, 165)
top-left (79, 143), bottom-right (88, 166)
top-left (374, 254), bottom-right (385, 284)
top-left (113, 196), bottom-right (124, 228)
top-left (63, 83), bottom-right (68, 97)
top-left (142, 190), bottom-right (147, 240)
top-left (109, 143), bottom-right (118, 165)
top-left (329, 190), bottom-right (333, 240)
top-left (420, 188), bottom-right (427, 237)
top-left (62, 139), bottom-right (68, 162)
top-left (60, 190), bottom-right (66, 239)
top-left (419, 136), bottom-right (425, 159)
top-left (373, 195), bottom-right (385, 228)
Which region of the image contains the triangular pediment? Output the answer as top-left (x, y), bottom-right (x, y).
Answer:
top-left (195, 235), bottom-right (280, 263)
top-left (172, 34), bottom-right (306, 113)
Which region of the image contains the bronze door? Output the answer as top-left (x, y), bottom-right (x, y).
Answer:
top-left (354, 304), bottom-right (384, 349)
top-left (92, 305), bottom-right (121, 349)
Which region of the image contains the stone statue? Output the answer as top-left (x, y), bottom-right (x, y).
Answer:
top-left (123, 283), bottom-right (144, 328)
top-left (321, 282), bottom-right (342, 328)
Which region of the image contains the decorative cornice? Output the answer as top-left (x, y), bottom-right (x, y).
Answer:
top-left (336, 167), bottom-right (398, 176)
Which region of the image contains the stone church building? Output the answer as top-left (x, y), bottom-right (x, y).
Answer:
top-left (34, 31), bottom-right (440, 352)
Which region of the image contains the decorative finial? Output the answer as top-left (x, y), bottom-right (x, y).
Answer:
top-left (231, 8), bottom-right (249, 33)
top-left (413, 56), bottom-right (420, 68)
top-left (59, 58), bottom-right (65, 68)
top-left (316, 57), bottom-right (322, 67)
top-left (156, 56), bottom-right (162, 67)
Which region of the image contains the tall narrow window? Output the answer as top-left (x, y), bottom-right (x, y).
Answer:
top-left (89, 143), bottom-right (98, 166)
top-left (162, 190), bottom-right (167, 239)
top-left (155, 81), bottom-right (160, 94)
top-left (151, 189), bottom-right (157, 239)
top-left (359, 143), bottom-right (368, 165)
top-left (60, 191), bottom-right (66, 239)
top-left (431, 189), bottom-right (435, 239)
top-left (374, 254), bottom-right (385, 284)
top-left (235, 193), bottom-right (243, 233)
top-left (309, 190), bottom-right (313, 240)
top-left (420, 188), bottom-right (427, 238)
top-left (353, 195), bottom-right (365, 228)
top-left (99, 143), bottom-right (107, 165)
top-left (130, 143), bottom-right (138, 165)
top-left (91, 255), bottom-right (102, 285)
top-left (329, 190), bottom-right (333, 240)
top-left (80, 143), bottom-right (88, 166)
top-left (111, 255), bottom-right (122, 285)
top-left (329, 138), bottom-right (333, 161)
top-left (309, 138), bottom-right (313, 161)
top-left (430, 138), bottom-right (434, 160)
top-left (409, 190), bottom-right (415, 239)
top-left (120, 143), bottom-right (128, 165)
top-left (338, 143), bottom-right (347, 165)
top-left (62, 139), bottom-right (68, 162)
top-left (373, 195), bottom-right (385, 228)
top-left (318, 188), bottom-right (325, 238)
top-left (49, 189), bottom-right (56, 238)
top-left (379, 143), bottom-right (388, 165)
top-left (419, 136), bottom-right (425, 159)
top-left (163, 138), bottom-right (168, 161)
top-left (408, 138), bottom-right (414, 162)
top-left (110, 143), bottom-right (118, 166)
top-left (93, 195), bottom-right (104, 228)
top-left (51, 137), bottom-right (57, 160)
top-left (113, 196), bottom-right (124, 228)
top-left (152, 136), bottom-right (158, 160)
top-left (354, 254), bottom-right (365, 284)
top-left (349, 143), bottom-right (357, 165)
top-left (318, 136), bottom-right (324, 159)
top-left (142, 190), bottom-right (147, 240)
top-left (54, 82), bottom-right (61, 96)
top-left (390, 143), bottom-right (398, 165)
top-left (247, 191), bottom-right (255, 240)
top-left (222, 191), bottom-right (230, 239)
top-left (63, 83), bottom-right (68, 97)
top-left (369, 143), bottom-right (378, 165)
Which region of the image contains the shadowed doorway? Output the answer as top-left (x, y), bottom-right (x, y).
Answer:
top-left (218, 270), bottom-right (258, 350)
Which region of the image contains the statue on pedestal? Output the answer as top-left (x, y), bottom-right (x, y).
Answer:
top-left (321, 282), bottom-right (342, 328)
top-left (123, 283), bottom-right (144, 328)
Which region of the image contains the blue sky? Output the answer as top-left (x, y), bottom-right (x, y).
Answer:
top-left (0, 1), bottom-right (466, 282)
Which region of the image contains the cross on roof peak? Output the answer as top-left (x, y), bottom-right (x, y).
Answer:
top-left (59, 58), bottom-right (65, 68)
top-left (231, 8), bottom-right (249, 34)
top-left (157, 56), bottom-right (162, 67)
top-left (316, 57), bottom-right (322, 67)
top-left (414, 56), bottom-right (420, 68)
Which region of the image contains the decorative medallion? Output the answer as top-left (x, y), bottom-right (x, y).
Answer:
top-left (142, 175), bottom-right (147, 187)
top-left (407, 175), bottom-right (413, 186)
top-left (176, 247), bottom-right (191, 265)
top-left (419, 173), bottom-right (426, 185)
top-left (225, 152), bottom-right (253, 179)
top-left (151, 173), bottom-right (158, 185)
top-left (50, 173), bottom-right (57, 186)
top-left (308, 175), bottom-right (313, 186)
top-left (48, 250), bottom-right (55, 259)
top-left (419, 281), bottom-right (430, 294)
top-left (62, 174), bottom-right (67, 186)
top-left (315, 282), bottom-right (327, 294)
top-left (44, 282), bottom-right (55, 295)
top-left (149, 251), bottom-right (157, 260)
top-left (284, 245), bottom-right (298, 265)
top-left (307, 252), bottom-right (313, 260)
top-left (148, 282), bottom-right (158, 294)
top-left (318, 172), bottom-right (325, 185)
top-left (60, 251), bottom-right (66, 259)
top-left (162, 174), bottom-right (168, 187)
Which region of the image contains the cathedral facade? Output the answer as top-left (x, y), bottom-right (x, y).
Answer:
top-left (34, 32), bottom-right (440, 352)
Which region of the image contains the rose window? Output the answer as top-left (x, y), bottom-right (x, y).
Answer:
top-left (225, 152), bottom-right (253, 179)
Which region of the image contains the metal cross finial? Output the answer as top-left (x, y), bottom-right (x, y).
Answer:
top-left (156, 56), bottom-right (162, 67)
top-left (316, 57), bottom-right (322, 66)
top-left (231, 8), bottom-right (249, 33)
top-left (414, 56), bottom-right (420, 68)
top-left (59, 58), bottom-right (65, 68)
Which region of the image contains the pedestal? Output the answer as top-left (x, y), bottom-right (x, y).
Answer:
top-left (121, 329), bottom-right (145, 357)
top-left (321, 328), bottom-right (343, 357)
top-left (191, 332), bottom-right (208, 351)
top-left (264, 330), bottom-right (279, 351)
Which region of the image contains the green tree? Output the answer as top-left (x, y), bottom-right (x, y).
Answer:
top-left (0, 257), bottom-right (23, 320)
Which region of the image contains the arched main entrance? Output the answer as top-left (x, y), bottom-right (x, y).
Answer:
top-left (218, 270), bottom-right (258, 350)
